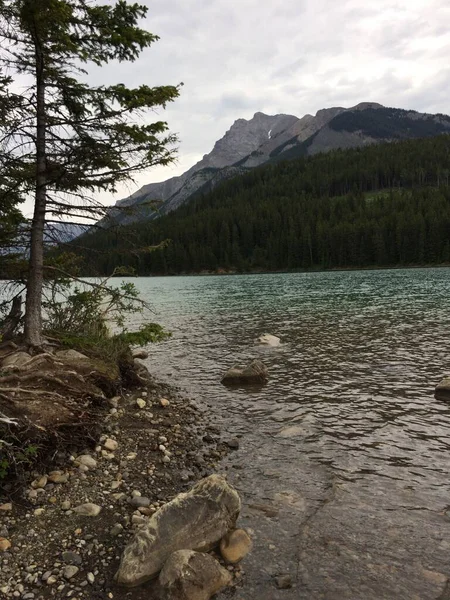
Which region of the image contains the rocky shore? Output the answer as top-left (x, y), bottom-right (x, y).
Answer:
top-left (0, 367), bottom-right (246, 599)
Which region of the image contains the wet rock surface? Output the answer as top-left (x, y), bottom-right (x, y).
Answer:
top-left (221, 359), bottom-right (268, 386)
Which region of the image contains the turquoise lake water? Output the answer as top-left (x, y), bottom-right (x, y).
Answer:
top-left (129, 269), bottom-right (450, 599)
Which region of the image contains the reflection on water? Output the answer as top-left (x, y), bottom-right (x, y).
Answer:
top-left (128, 269), bottom-right (450, 599)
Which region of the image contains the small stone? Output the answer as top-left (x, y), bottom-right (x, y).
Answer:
top-left (34, 508), bottom-right (45, 516)
top-left (112, 493), bottom-right (127, 502)
top-left (109, 396), bottom-right (121, 408)
top-left (129, 496), bottom-right (151, 508)
top-left (0, 503), bottom-right (12, 511)
top-left (220, 529), bottom-right (252, 564)
top-left (0, 538), bottom-right (11, 552)
top-left (226, 438), bottom-right (240, 450)
top-left (160, 398), bottom-right (170, 408)
top-left (73, 503), bottom-right (101, 517)
top-left (63, 565), bottom-right (79, 580)
top-left (87, 572), bottom-right (95, 584)
top-left (48, 472), bottom-right (69, 484)
top-left (276, 574), bottom-right (293, 589)
top-left (62, 551), bottom-right (82, 565)
top-left (111, 480), bottom-right (122, 490)
top-left (47, 575), bottom-right (57, 585)
top-left (131, 515), bottom-right (147, 525)
top-left (126, 452), bottom-right (137, 460)
top-left (31, 475), bottom-right (48, 489)
top-left (77, 455), bottom-right (97, 469)
top-left (61, 501), bottom-right (71, 510)
top-left (104, 438), bottom-right (118, 452)
top-left (136, 398), bottom-right (146, 409)
top-left (110, 523), bottom-right (124, 537)
top-left (162, 455), bottom-right (171, 464)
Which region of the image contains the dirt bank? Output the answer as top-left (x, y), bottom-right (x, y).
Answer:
top-left (0, 372), bottom-right (243, 599)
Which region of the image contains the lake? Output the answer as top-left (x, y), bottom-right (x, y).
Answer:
top-left (130, 269), bottom-right (450, 599)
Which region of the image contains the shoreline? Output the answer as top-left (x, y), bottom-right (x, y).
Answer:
top-left (99, 263), bottom-right (450, 279)
top-left (0, 368), bottom-right (239, 600)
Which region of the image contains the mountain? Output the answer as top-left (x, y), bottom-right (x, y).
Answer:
top-left (78, 134), bottom-right (450, 275)
top-left (107, 103), bottom-right (450, 226)
top-left (108, 111), bottom-right (298, 225)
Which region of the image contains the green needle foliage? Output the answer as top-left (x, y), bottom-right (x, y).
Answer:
top-left (0, 0), bottom-right (181, 346)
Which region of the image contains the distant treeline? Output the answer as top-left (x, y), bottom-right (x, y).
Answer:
top-left (75, 135), bottom-right (450, 274)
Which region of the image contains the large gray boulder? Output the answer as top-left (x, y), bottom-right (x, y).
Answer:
top-left (435, 376), bottom-right (450, 400)
top-left (159, 550), bottom-right (232, 600)
top-left (115, 475), bottom-right (241, 587)
top-left (221, 359), bottom-right (268, 386)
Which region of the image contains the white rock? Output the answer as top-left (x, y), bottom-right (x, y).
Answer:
top-left (73, 503), bottom-right (101, 517)
top-left (104, 438), bottom-right (118, 452)
top-left (77, 455), bottom-right (97, 469)
top-left (257, 333), bottom-right (280, 347)
top-left (136, 398), bottom-right (146, 409)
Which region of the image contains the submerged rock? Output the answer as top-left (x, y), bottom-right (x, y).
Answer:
top-left (221, 359), bottom-right (268, 386)
top-left (435, 376), bottom-right (450, 400)
top-left (257, 333), bottom-right (280, 347)
top-left (159, 550), bottom-right (232, 600)
top-left (115, 475), bottom-right (241, 587)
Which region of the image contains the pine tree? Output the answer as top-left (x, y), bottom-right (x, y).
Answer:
top-left (0, 0), bottom-right (180, 346)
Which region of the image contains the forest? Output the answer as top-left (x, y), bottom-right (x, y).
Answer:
top-left (74, 135), bottom-right (450, 275)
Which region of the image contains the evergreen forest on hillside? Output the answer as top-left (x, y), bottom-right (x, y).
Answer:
top-left (75, 135), bottom-right (450, 274)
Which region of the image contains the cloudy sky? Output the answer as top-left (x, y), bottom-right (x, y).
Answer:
top-left (20, 0), bottom-right (450, 215)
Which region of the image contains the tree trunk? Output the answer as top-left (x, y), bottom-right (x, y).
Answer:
top-left (0, 295), bottom-right (22, 341)
top-left (24, 36), bottom-right (46, 348)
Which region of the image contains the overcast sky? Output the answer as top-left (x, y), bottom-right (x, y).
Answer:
top-left (21, 0), bottom-right (450, 216)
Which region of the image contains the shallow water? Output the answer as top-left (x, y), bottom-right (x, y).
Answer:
top-left (130, 269), bottom-right (450, 599)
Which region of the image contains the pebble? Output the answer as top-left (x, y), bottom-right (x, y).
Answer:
top-left (160, 398), bottom-right (170, 407)
top-left (131, 515), bottom-right (146, 525)
top-left (77, 455), bottom-right (97, 469)
top-left (136, 398), bottom-right (146, 409)
top-left (226, 438), bottom-right (240, 450)
top-left (73, 503), bottom-right (101, 517)
top-left (32, 475), bottom-right (48, 489)
top-left (87, 572), bottom-right (95, 584)
top-left (63, 565), bottom-right (79, 580)
top-left (62, 551), bottom-right (82, 565)
top-left (0, 537), bottom-right (11, 551)
top-left (129, 496), bottom-right (151, 508)
top-left (61, 500), bottom-right (71, 510)
top-left (104, 438), bottom-right (118, 452)
top-left (110, 523), bottom-right (124, 537)
top-left (276, 574), bottom-right (293, 589)
top-left (0, 503), bottom-right (12, 511)
top-left (34, 508), bottom-right (45, 516)
top-left (48, 472), bottom-right (69, 484)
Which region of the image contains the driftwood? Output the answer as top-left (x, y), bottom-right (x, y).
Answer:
top-left (0, 296), bottom-right (22, 341)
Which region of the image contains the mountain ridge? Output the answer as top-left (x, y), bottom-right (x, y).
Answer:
top-left (107, 102), bottom-right (450, 226)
